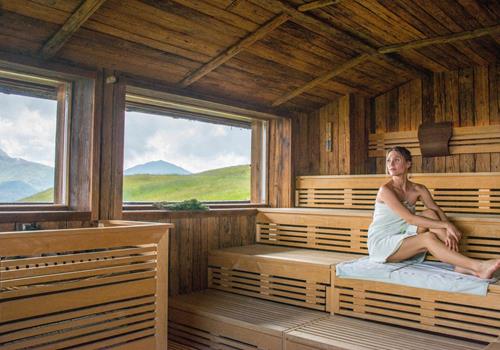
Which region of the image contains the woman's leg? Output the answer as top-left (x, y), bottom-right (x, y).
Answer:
top-left (387, 231), bottom-right (500, 279)
top-left (417, 209), bottom-right (458, 251)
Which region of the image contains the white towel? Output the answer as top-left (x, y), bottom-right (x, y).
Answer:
top-left (336, 257), bottom-right (498, 296)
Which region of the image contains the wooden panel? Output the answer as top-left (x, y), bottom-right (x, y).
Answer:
top-left (295, 173), bottom-right (500, 215)
top-left (123, 210), bottom-right (257, 296)
top-left (368, 124), bottom-right (500, 157)
top-left (332, 276), bottom-right (500, 342)
top-left (371, 62), bottom-right (500, 174)
top-left (0, 220), bottom-right (170, 350)
top-left (255, 208), bottom-right (500, 261)
top-left (268, 118), bottom-right (293, 207)
top-left (208, 245), bottom-right (357, 311)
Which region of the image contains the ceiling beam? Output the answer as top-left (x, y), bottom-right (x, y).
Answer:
top-left (179, 13), bottom-right (290, 88)
top-left (272, 53), bottom-right (372, 106)
top-left (252, 0), bottom-right (376, 55)
top-left (40, 0), bottom-right (107, 59)
top-left (379, 24), bottom-right (500, 54)
top-left (298, 0), bottom-right (342, 12)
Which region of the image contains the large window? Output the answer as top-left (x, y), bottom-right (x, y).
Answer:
top-left (123, 92), bottom-right (267, 204)
top-left (0, 69), bottom-right (70, 204)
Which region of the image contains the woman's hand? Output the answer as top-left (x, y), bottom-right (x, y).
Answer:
top-left (444, 222), bottom-right (462, 252)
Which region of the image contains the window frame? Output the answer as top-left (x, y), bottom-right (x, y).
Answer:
top-left (122, 85), bottom-right (272, 208)
top-left (0, 60), bottom-right (95, 220)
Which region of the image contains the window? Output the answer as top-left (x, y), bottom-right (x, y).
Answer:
top-left (123, 91), bottom-right (268, 204)
top-left (0, 69), bottom-right (70, 204)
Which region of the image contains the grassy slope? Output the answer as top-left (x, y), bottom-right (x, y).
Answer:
top-left (22, 164), bottom-right (250, 202)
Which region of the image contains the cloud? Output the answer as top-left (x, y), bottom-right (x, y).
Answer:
top-left (0, 93), bottom-right (57, 166)
top-left (124, 112), bottom-right (251, 172)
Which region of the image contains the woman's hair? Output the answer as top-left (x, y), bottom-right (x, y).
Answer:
top-left (386, 146), bottom-right (412, 163)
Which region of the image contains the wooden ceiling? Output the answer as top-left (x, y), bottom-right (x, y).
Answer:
top-left (0, 0), bottom-right (499, 114)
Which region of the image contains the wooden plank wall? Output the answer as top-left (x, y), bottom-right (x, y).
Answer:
top-left (372, 62), bottom-right (500, 174)
top-left (293, 93), bottom-right (371, 176)
top-left (268, 118), bottom-right (293, 207)
top-left (123, 210), bottom-right (256, 296)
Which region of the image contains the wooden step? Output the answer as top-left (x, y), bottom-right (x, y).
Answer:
top-left (208, 244), bottom-right (360, 311)
top-left (169, 290), bottom-right (485, 350)
top-left (169, 289), bottom-right (326, 349)
top-left (286, 315), bottom-right (486, 350)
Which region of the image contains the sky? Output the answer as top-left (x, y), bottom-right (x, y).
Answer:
top-left (0, 93), bottom-right (251, 173)
top-left (124, 111), bottom-right (251, 173)
top-left (0, 93), bottom-right (57, 166)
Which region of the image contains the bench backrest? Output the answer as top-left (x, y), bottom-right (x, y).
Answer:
top-left (256, 209), bottom-right (500, 260)
top-left (295, 173), bottom-right (500, 215)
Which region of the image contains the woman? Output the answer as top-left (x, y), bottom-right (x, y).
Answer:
top-left (368, 146), bottom-right (500, 279)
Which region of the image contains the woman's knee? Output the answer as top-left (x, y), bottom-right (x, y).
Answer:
top-left (420, 231), bottom-right (439, 246)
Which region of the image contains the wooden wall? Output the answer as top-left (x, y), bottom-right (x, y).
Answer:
top-left (123, 210), bottom-right (256, 296)
top-left (293, 62), bottom-right (499, 177)
top-left (268, 118), bottom-right (293, 207)
top-left (372, 62), bottom-right (500, 173)
top-left (293, 94), bottom-right (371, 176)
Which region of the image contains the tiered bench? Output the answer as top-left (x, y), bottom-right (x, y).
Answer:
top-left (169, 290), bottom-right (484, 350)
top-left (170, 173), bottom-right (500, 349)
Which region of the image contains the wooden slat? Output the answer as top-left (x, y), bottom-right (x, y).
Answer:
top-left (298, 0), bottom-right (342, 12)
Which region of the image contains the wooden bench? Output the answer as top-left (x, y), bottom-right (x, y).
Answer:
top-left (208, 244), bottom-right (359, 311)
top-left (169, 290), bottom-right (485, 350)
top-left (295, 172), bottom-right (500, 214)
top-left (169, 289), bottom-right (325, 350)
top-left (257, 208), bottom-right (500, 260)
top-left (285, 314), bottom-right (484, 350)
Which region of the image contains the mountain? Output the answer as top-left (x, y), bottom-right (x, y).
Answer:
top-left (124, 160), bottom-right (191, 176)
top-left (0, 148), bottom-right (54, 202)
top-left (0, 180), bottom-right (38, 202)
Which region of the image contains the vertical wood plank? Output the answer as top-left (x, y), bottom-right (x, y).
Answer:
top-left (459, 67), bottom-right (475, 172)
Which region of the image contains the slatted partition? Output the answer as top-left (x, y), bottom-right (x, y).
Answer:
top-left (256, 209), bottom-right (371, 254)
top-left (0, 220), bottom-right (170, 350)
top-left (295, 173), bottom-right (500, 214)
top-left (332, 277), bottom-right (500, 343)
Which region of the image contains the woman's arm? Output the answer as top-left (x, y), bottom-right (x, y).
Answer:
top-left (416, 184), bottom-right (449, 222)
top-left (378, 186), bottom-right (460, 241)
top-left (416, 184), bottom-right (462, 241)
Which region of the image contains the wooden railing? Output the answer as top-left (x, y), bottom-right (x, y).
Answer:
top-left (0, 220), bottom-right (171, 350)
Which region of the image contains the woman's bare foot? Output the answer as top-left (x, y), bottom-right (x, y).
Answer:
top-left (475, 259), bottom-right (500, 279)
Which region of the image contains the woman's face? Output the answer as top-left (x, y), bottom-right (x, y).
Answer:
top-left (386, 150), bottom-right (410, 176)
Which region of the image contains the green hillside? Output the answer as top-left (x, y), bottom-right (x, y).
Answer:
top-left (124, 164), bottom-right (250, 202)
top-left (22, 164), bottom-right (250, 202)
top-left (21, 188), bottom-right (53, 202)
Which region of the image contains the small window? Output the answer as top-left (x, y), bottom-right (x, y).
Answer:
top-left (123, 93), bottom-right (267, 204)
top-left (0, 69), bottom-right (70, 204)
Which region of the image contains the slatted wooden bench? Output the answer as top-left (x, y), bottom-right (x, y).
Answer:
top-left (257, 208), bottom-right (500, 260)
top-left (295, 173), bottom-right (500, 214)
top-left (285, 314), bottom-right (484, 350)
top-left (208, 244), bottom-right (359, 311)
top-left (255, 208), bottom-right (500, 341)
top-left (169, 289), bottom-right (326, 350)
top-left (169, 290), bottom-right (485, 350)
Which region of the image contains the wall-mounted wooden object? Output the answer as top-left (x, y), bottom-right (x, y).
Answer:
top-left (325, 121), bottom-right (332, 152)
top-left (417, 121), bottom-right (452, 157)
top-left (369, 124), bottom-right (500, 157)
